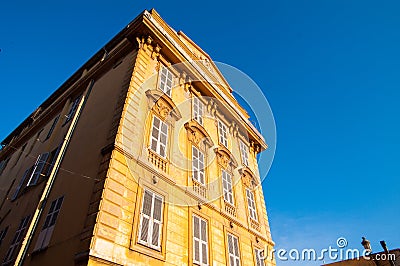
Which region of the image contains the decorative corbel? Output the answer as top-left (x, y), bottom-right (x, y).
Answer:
top-left (207, 99), bottom-right (217, 118)
top-left (151, 43), bottom-right (161, 60)
top-left (229, 121), bottom-right (239, 137)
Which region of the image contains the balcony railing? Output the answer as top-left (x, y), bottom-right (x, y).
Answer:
top-left (148, 149), bottom-right (168, 173)
top-left (224, 203), bottom-right (237, 217)
top-left (250, 218), bottom-right (260, 231)
top-left (192, 179), bottom-right (207, 198)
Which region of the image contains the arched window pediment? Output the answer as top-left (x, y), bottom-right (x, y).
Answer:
top-left (184, 120), bottom-right (214, 148)
top-left (239, 166), bottom-right (258, 189)
top-left (214, 146), bottom-right (238, 169)
top-left (145, 89), bottom-right (182, 121)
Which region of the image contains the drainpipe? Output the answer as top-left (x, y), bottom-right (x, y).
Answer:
top-left (15, 79), bottom-right (95, 266)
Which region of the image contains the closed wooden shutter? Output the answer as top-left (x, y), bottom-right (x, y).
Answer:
top-left (193, 215), bottom-right (208, 265)
top-left (227, 233), bottom-right (240, 266)
top-left (138, 190), bottom-right (163, 250)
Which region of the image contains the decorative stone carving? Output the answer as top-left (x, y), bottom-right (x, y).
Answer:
top-left (207, 99), bottom-right (217, 118)
top-left (184, 121), bottom-right (214, 148)
top-left (239, 167), bottom-right (258, 189)
top-left (145, 90), bottom-right (182, 121)
top-left (214, 146), bottom-right (238, 169)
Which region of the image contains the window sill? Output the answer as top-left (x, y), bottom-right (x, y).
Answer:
top-left (130, 242), bottom-right (165, 262)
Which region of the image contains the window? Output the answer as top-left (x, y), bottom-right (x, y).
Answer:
top-left (158, 65), bottom-right (173, 97)
top-left (193, 96), bottom-right (204, 125)
top-left (0, 227), bottom-right (8, 246)
top-left (246, 189), bottom-right (257, 221)
top-left (227, 233), bottom-right (240, 266)
top-left (3, 215), bottom-right (30, 264)
top-left (0, 158), bottom-right (10, 176)
top-left (46, 114), bottom-right (60, 140)
top-left (239, 140), bottom-right (249, 167)
top-left (12, 143), bottom-right (27, 168)
top-left (64, 95), bottom-right (81, 125)
top-left (11, 167), bottom-right (32, 200)
top-left (192, 146), bottom-right (205, 185)
top-left (193, 215), bottom-right (208, 266)
top-left (150, 116), bottom-right (168, 158)
top-left (255, 248), bottom-right (265, 266)
top-left (218, 120), bottom-right (228, 148)
top-left (33, 196), bottom-right (64, 251)
top-left (222, 170), bottom-right (234, 205)
top-left (138, 189), bottom-right (163, 250)
top-left (27, 153), bottom-right (50, 186)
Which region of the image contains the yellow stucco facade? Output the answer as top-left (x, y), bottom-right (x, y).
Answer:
top-left (0, 9), bottom-right (275, 266)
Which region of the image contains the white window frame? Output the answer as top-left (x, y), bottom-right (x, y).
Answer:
top-left (239, 140), bottom-right (249, 167)
top-left (192, 146), bottom-right (205, 185)
top-left (218, 120), bottom-right (228, 148)
top-left (149, 116), bottom-right (169, 158)
top-left (193, 96), bottom-right (204, 125)
top-left (246, 189), bottom-right (258, 221)
top-left (3, 215), bottom-right (30, 263)
top-left (222, 170), bottom-right (234, 205)
top-left (255, 248), bottom-right (265, 266)
top-left (27, 153), bottom-right (49, 186)
top-left (158, 65), bottom-right (173, 97)
top-left (193, 214), bottom-right (209, 266)
top-left (33, 196), bottom-right (64, 251)
top-left (138, 189), bottom-right (164, 251)
top-left (227, 233), bottom-right (241, 266)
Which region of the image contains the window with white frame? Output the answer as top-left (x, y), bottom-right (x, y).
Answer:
top-left (138, 189), bottom-right (163, 250)
top-left (193, 215), bottom-right (208, 266)
top-left (150, 116), bottom-right (169, 158)
top-left (227, 233), bottom-right (240, 266)
top-left (193, 96), bottom-right (204, 125)
top-left (33, 196), bottom-right (64, 251)
top-left (158, 65), bottom-right (173, 97)
top-left (222, 170), bottom-right (234, 205)
top-left (3, 215), bottom-right (30, 264)
top-left (218, 120), bottom-right (228, 148)
top-left (27, 153), bottom-right (50, 186)
top-left (192, 146), bottom-right (205, 185)
top-left (239, 140), bottom-right (249, 167)
top-left (246, 189), bottom-right (258, 221)
top-left (255, 248), bottom-right (265, 266)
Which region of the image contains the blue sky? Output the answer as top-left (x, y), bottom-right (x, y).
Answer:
top-left (1, 0), bottom-right (399, 265)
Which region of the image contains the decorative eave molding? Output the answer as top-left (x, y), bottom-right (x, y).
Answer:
top-left (142, 10), bottom-right (267, 151)
top-left (145, 89), bottom-right (182, 121)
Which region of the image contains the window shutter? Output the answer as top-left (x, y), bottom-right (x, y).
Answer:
top-left (138, 190), bottom-right (164, 250)
top-left (255, 249), bottom-right (265, 266)
top-left (151, 195), bottom-right (163, 248)
top-left (11, 168), bottom-right (31, 200)
top-left (200, 219), bottom-right (208, 264)
top-left (139, 190), bottom-right (152, 243)
top-left (28, 153), bottom-right (49, 186)
top-left (193, 215), bottom-right (200, 263)
top-left (227, 234), bottom-right (240, 266)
